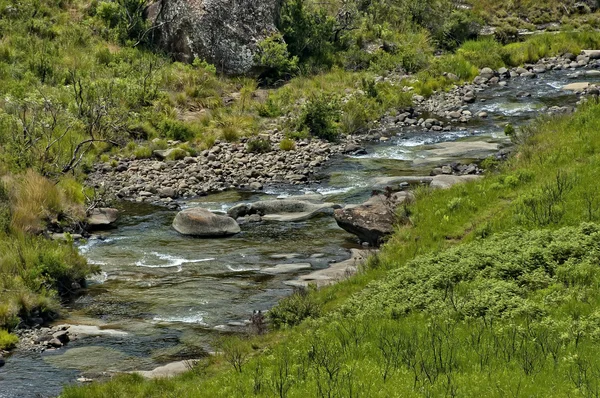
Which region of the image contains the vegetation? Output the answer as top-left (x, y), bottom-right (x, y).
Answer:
top-left (64, 86), bottom-right (600, 398)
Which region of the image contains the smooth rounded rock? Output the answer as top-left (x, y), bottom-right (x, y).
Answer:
top-left (172, 207), bottom-right (240, 237)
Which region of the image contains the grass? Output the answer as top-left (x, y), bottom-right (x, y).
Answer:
top-left (0, 329), bottom-right (18, 350)
top-left (64, 92), bottom-right (600, 398)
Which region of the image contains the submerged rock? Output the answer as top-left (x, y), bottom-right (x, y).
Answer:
top-left (173, 207), bottom-right (240, 237)
top-left (228, 199), bottom-right (337, 222)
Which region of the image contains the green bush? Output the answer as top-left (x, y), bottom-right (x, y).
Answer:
top-left (255, 33), bottom-right (299, 83)
top-left (246, 138), bottom-right (271, 153)
top-left (133, 145), bottom-right (153, 159)
top-left (296, 95), bottom-right (340, 141)
top-left (0, 329), bottom-right (18, 350)
top-left (268, 287), bottom-right (321, 329)
top-left (436, 10), bottom-right (482, 50)
top-left (159, 119), bottom-right (196, 142)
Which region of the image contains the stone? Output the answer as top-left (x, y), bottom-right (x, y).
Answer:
top-left (516, 67), bottom-right (529, 75)
top-left (172, 207), bottom-right (241, 237)
top-left (87, 208), bottom-right (118, 228)
top-left (158, 187), bottom-right (177, 198)
top-left (148, 0), bottom-right (279, 75)
top-left (48, 338), bottom-right (63, 348)
top-left (229, 199), bottom-right (336, 222)
top-left (153, 149), bottom-right (178, 160)
top-left (582, 50), bottom-right (600, 60)
top-left (479, 67), bottom-right (495, 78)
top-left (585, 70), bottom-right (600, 77)
top-left (249, 182), bottom-right (263, 190)
top-left (334, 202), bottom-right (397, 247)
top-left (430, 175), bottom-right (482, 189)
top-left (261, 263), bottom-right (312, 274)
top-left (562, 82), bottom-right (590, 92)
top-left (52, 330), bottom-right (70, 344)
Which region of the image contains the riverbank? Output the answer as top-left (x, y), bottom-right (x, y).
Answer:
top-left (64, 83), bottom-right (600, 398)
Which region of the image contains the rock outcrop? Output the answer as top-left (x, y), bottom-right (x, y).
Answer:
top-left (147, 0), bottom-right (280, 75)
top-left (334, 192), bottom-right (412, 246)
top-left (173, 207), bottom-right (240, 237)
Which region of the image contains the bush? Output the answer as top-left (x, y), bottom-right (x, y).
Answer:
top-left (159, 119), bottom-right (196, 142)
top-left (246, 138), bottom-right (271, 153)
top-left (0, 329), bottom-right (18, 350)
top-left (255, 33), bottom-right (299, 83)
top-left (268, 287), bottom-right (321, 329)
top-left (279, 138), bottom-right (296, 151)
top-left (436, 10), bottom-right (481, 50)
top-left (133, 146), bottom-right (153, 159)
top-left (296, 95), bottom-right (340, 141)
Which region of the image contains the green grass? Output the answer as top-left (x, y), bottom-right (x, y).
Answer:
top-left (0, 329), bottom-right (18, 350)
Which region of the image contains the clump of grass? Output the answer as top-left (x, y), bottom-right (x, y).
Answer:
top-left (457, 38), bottom-right (506, 69)
top-left (279, 138), bottom-right (296, 151)
top-left (0, 329), bottom-right (18, 350)
top-left (133, 145), bottom-right (153, 159)
top-left (166, 148), bottom-right (188, 161)
top-left (246, 138), bottom-right (271, 153)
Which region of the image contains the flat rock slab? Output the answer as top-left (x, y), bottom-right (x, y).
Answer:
top-left (286, 249), bottom-right (370, 288)
top-left (372, 176), bottom-right (433, 188)
top-left (228, 199), bottom-right (337, 222)
top-left (58, 324), bottom-right (128, 337)
top-left (430, 175), bottom-right (483, 189)
top-left (426, 141), bottom-right (500, 158)
top-left (261, 209), bottom-right (333, 222)
top-left (261, 263), bottom-right (312, 274)
top-left (134, 360), bottom-right (200, 379)
top-left (562, 82), bottom-right (590, 92)
top-left (583, 50), bottom-right (600, 60)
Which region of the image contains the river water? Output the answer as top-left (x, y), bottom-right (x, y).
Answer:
top-left (0, 69), bottom-right (598, 398)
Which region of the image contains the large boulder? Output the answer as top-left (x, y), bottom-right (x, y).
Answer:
top-left (173, 207), bottom-right (240, 237)
top-left (228, 199), bottom-right (337, 222)
top-left (334, 192), bottom-right (412, 246)
top-left (147, 0), bottom-right (280, 75)
top-left (87, 208), bottom-right (118, 228)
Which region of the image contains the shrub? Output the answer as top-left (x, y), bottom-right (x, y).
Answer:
top-left (159, 119), bottom-right (197, 142)
top-left (0, 329), bottom-right (18, 350)
top-left (166, 148), bottom-right (188, 161)
top-left (279, 138), bottom-right (296, 151)
top-left (436, 10), bottom-right (482, 50)
top-left (247, 138), bottom-right (271, 153)
top-left (133, 146), bottom-right (153, 159)
top-left (255, 33), bottom-right (299, 83)
top-left (268, 287), bottom-right (321, 329)
top-left (296, 95), bottom-right (340, 141)
top-left (256, 96), bottom-right (282, 118)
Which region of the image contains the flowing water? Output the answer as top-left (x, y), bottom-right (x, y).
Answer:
top-left (1, 70), bottom-right (599, 398)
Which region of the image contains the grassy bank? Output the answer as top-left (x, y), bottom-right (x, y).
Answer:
top-left (63, 99), bottom-right (600, 396)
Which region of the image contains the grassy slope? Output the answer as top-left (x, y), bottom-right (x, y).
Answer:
top-left (63, 98), bottom-right (600, 397)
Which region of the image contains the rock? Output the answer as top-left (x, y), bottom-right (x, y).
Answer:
top-left (48, 338), bottom-right (63, 348)
top-left (562, 82), bottom-right (590, 92)
top-left (227, 203), bottom-right (252, 219)
top-left (497, 67), bottom-right (509, 76)
top-left (148, 0), bottom-right (279, 75)
top-left (582, 50), bottom-right (600, 60)
top-left (585, 70), bottom-right (600, 77)
top-left (430, 175), bottom-right (483, 189)
top-left (0, 356), bottom-right (4, 367)
top-left (261, 263), bottom-right (312, 274)
top-left (334, 193), bottom-right (411, 246)
top-left (286, 249), bottom-right (368, 288)
top-left (153, 149), bottom-right (178, 160)
top-left (479, 67), bottom-right (495, 79)
top-left (52, 330), bottom-right (70, 344)
top-left (87, 208), bottom-right (118, 228)
top-left (478, 111), bottom-right (488, 118)
top-left (158, 187), bottom-right (177, 198)
top-left (233, 199), bottom-right (337, 222)
top-left (516, 67), bottom-right (529, 75)
top-left (172, 207), bottom-right (241, 237)
top-left (249, 182), bottom-right (263, 190)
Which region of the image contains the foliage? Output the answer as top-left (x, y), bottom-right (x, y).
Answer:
top-left (296, 95), bottom-right (340, 141)
top-left (246, 138), bottom-right (272, 153)
top-left (0, 329), bottom-right (18, 350)
top-left (268, 287), bottom-right (322, 329)
top-left (279, 138), bottom-right (296, 151)
top-left (255, 33), bottom-right (299, 84)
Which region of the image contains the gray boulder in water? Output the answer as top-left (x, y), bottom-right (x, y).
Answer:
top-left (147, 0), bottom-right (280, 75)
top-left (173, 207), bottom-right (240, 237)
